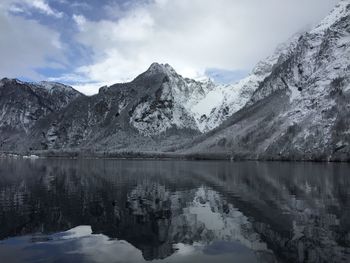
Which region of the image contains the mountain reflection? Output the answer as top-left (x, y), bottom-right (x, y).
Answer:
top-left (0, 159), bottom-right (349, 263)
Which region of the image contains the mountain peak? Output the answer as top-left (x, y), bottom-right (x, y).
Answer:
top-left (146, 62), bottom-right (177, 76)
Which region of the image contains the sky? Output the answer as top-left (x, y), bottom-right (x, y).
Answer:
top-left (0, 0), bottom-right (339, 95)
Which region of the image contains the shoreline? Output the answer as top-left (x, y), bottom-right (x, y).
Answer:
top-left (1, 151), bottom-right (350, 163)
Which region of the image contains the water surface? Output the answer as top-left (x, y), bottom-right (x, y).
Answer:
top-left (0, 159), bottom-right (349, 263)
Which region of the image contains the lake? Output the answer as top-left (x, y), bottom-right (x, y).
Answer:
top-left (0, 159), bottom-right (349, 263)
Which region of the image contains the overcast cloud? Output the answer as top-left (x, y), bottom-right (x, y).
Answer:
top-left (0, 0), bottom-right (340, 94)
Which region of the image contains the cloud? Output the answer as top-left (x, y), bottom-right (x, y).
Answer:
top-left (68, 0), bottom-right (338, 94)
top-left (0, 7), bottom-right (65, 79)
top-left (72, 14), bottom-right (86, 27)
top-left (2, 0), bottom-right (63, 18)
top-left (27, 0), bottom-right (63, 18)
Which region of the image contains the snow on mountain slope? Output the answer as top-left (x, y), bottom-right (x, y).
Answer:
top-left (191, 34), bottom-right (300, 132)
top-left (35, 81), bottom-right (79, 93)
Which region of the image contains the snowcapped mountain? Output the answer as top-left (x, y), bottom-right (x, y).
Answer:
top-left (16, 63), bottom-right (215, 153)
top-left (183, 0), bottom-right (350, 161)
top-left (0, 78), bottom-right (82, 151)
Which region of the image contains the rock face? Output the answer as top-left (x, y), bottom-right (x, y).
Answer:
top-left (0, 78), bottom-right (82, 151)
top-left (184, 0), bottom-right (350, 161)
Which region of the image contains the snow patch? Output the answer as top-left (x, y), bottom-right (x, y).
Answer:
top-left (289, 86), bottom-right (301, 102)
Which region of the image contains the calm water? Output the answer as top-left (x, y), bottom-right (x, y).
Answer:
top-left (0, 159), bottom-right (349, 263)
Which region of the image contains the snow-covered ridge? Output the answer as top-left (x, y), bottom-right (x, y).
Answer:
top-left (189, 34), bottom-right (301, 132)
top-left (0, 78), bottom-right (78, 94)
top-left (35, 81), bottom-right (77, 93)
top-left (311, 0), bottom-right (349, 35)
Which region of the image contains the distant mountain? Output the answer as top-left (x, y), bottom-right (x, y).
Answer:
top-left (17, 63), bottom-right (214, 153)
top-left (183, 0), bottom-right (350, 161)
top-left (0, 78), bottom-right (82, 151)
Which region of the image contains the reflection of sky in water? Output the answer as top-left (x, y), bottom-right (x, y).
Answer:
top-left (0, 226), bottom-right (258, 263)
